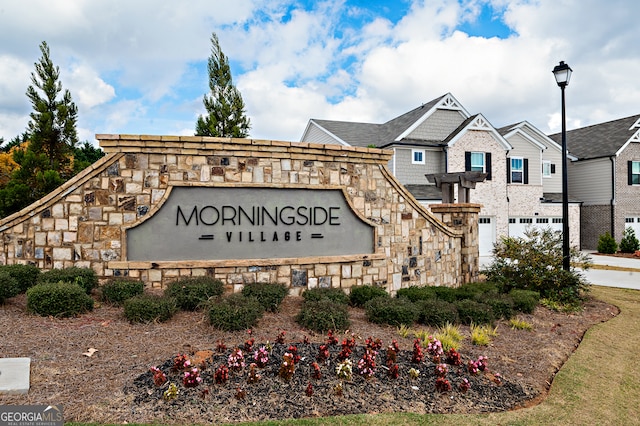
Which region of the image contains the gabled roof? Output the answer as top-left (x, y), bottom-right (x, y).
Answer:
top-left (498, 121), bottom-right (555, 152)
top-left (302, 93), bottom-right (470, 148)
top-left (444, 114), bottom-right (512, 150)
top-left (548, 114), bottom-right (640, 160)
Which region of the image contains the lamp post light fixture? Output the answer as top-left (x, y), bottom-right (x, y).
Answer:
top-left (552, 60), bottom-right (573, 271)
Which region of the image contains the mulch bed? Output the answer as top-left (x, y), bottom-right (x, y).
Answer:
top-left (0, 293), bottom-right (618, 424)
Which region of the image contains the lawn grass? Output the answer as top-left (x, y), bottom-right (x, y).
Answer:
top-left (69, 286), bottom-right (639, 426)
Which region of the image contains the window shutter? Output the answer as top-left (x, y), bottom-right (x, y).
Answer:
top-left (465, 152), bottom-right (471, 171)
top-left (629, 161), bottom-right (634, 185)
top-left (551, 164), bottom-right (556, 174)
top-left (524, 158), bottom-right (529, 184)
top-left (506, 159), bottom-right (511, 183)
top-left (486, 152), bottom-right (492, 180)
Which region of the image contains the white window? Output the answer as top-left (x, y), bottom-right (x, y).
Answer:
top-left (511, 157), bottom-right (524, 183)
top-left (632, 161), bottom-right (640, 185)
top-left (412, 149), bottom-right (425, 165)
top-left (542, 161), bottom-right (552, 178)
top-left (470, 152), bottom-right (485, 172)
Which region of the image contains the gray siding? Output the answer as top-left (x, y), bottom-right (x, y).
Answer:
top-left (507, 133), bottom-right (542, 185)
top-left (568, 157), bottom-right (612, 205)
top-left (303, 123), bottom-right (342, 145)
top-left (393, 147), bottom-right (445, 185)
top-left (408, 109), bottom-right (466, 141)
top-left (541, 146), bottom-right (563, 193)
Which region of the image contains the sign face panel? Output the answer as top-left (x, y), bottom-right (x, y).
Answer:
top-left (127, 187), bottom-right (375, 261)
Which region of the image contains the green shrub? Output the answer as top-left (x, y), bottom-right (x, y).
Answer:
top-left (208, 293), bottom-right (265, 331)
top-left (454, 299), bottom-right (494, 325)
top-left (485, 227), bottom-right (590, 304)
top-left (26, 282), bottom-right (94, 317)
top-left (0, 270), bottom-right (20, 304)
top-left (477, 293), bottom-right (515, 319)
top-left (432, 286), bottom-right (459, 303)
top-left (296, 299), bottom-right (350, 333)
top-left (396, 286), bottom-right (437, 302)
top-left (416, 298), bottom-right (459, 326)
top-left (38, 267), bottom-right (98, 294)
top-left (455, 281), bottom-right (500, 300)
top-left (509, 289), bottom-right (540, 314)
top-left (164, 277), bottom-right (224, 311)
top-left (301, 287), bottom-right (349, 305)
top-left (241, 282), bottom-right (289, 312)
top-left (620, 227), bottom-right (640, 253)
top-left (349, 285), bottom-right (389, 307)
top-left (100, 279), bottom-right (144, 305)
top-left (123, 294), bottom-right (177, 323)
top-left (597, 231), bottom-right (618, 254)
top-left (364, 297), bottom-right (419, 327)
top-left (0, 264), bottom-right (40, 293)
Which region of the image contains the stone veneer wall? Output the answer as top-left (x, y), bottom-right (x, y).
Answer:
top-left (0, 135), bottom-right (478, 294)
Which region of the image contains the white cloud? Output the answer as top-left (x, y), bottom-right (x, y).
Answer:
top-left (1, 0), bottom-right (639, 144)
top-left (65, 63), bottom-right (115, 109)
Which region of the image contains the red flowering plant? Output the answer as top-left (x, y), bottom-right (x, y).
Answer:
top-left (388, 363), bottom-right (399, 379)
top-left (172, 354), bottom-right (191, 372)
top-left (338, 336), bottom-right (356, 361)
top-left (386, 339), bottom-right (400, 367)
top-left (183, 367), bottom-right (202, 388)
top-left (445, 348), bottom-right (462, 366)
top-left (316, 344), bottom-right (330, 363)
top-left (435, 363), bottom-right (449, 377)
top-left (435, 377), bottom-right (451, 392)
top-left (243, 338), bottom-right (255, 353)
top-left (247, 363), bottom-right (261, 384)
top-left (227, 348), bottom-right (246, 371)
top-left (365, 336), bottom-right (383, 352)
top-left (288, 345), bottom-right (301, 364)
top-left (305, 382), bottom-right (313, 397)
top-left (326, 330), bottom-right (339, 345)
top-left (214, 364), bottom-right (229, 384)
top-left (411, 339), bottom-right (424, 364)
top-left (427, 337), bottom-right (444, 363)
top-left (467, 355), bottom-right (488, 375)
top-left (253, 346), bottom-right (269, 368)
top-left (357, 349), bottom-right (377, 379)
top-left (275, 331), bottom-right (286, 344)
top-left (215, 340), bottom-right (227, 353)
top-left (310, 362), bottom-right (322, 379)
top-left (279, 352), bottom-right (296, 381)
top-left (149, 366), bottom-right (167, 387)
top-left (458, 377), bottom-right (471, 393)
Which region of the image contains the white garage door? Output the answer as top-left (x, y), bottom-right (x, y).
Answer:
top-left (509, 217), bottom-right (563, 238)
top-left (479, 217), bottom-right (495, 256)
top-left (625, 217), bottom-right (640, 237)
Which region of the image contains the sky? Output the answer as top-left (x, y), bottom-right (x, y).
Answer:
top-left (1, 0), bottom-right (639, 147)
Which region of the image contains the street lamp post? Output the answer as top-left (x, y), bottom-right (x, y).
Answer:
top-left (552, 60), bottom-right (573, 271)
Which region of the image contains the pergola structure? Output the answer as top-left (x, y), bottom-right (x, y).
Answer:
top-left (425, 171), bottom-right (488, 203)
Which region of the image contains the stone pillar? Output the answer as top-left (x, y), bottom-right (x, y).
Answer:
top-left (429, 203), bottom-right (482, 284)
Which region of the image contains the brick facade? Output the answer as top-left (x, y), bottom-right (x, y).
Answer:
top-left (0, 135), bottom-right (481, 294)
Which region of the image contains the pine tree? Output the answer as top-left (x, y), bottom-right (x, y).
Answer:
top-left (195, 33), bottom-right (251, 138)
top-left (26, 41), bottom-right (79, 174)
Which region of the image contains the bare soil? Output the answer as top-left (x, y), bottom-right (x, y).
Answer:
top-left (0, 292), bottom-right (617, 424)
